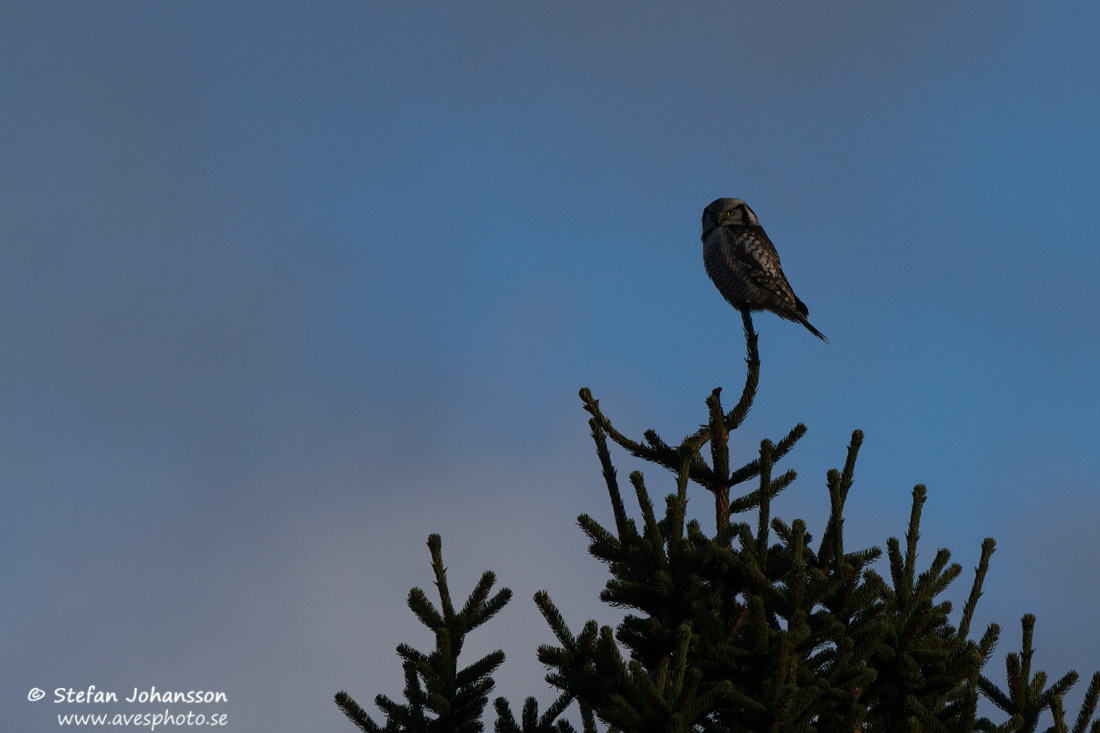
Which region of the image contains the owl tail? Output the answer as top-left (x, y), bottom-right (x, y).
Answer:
top-left (799, 317), bottom-right (829, 343)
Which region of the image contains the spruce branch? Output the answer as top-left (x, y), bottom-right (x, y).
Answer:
top-left (754, 440), bottom-right (775, 559)
top-left (335, 690), bottom-right (382, 733)
top-left (493, 694), bottom-right (577, 733)
top-left (1071, 672), bottom-right (1100, 733)
top-left (335, 535), bottom-right (510, 733)
top-left (705, 388), bottom-right (732, 532)
top-left (589, 419), bottom-right (630, 539)
top-left (727, 423), bottom-right (807, 491)
top-left (579, 309), bottom-right (811, 541)
top-left (979, 615), bottom-right (1082, 733)
top-left (1052, 695), bottom-right (1069, 733)
top-left (904, 485), bottom-right (927, 595)
top-left (819, 430), bottom-right (864, 564)
top-left (959, 538), bottom-right (997, 641)
top-left (724, 308), bottom-right (760, 432)
top-left (578, 388), bottom-right (672, 468)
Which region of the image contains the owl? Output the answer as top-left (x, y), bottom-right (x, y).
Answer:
top-left (701, 198), bottom-right (828, 342)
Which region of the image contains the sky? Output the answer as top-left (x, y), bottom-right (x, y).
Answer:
top-left (3, 2), bottom-right (1100, 731)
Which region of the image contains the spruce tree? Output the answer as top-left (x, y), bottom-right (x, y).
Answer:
top-left (335, 534), bottom-right (511, 733)
top-left (337, 312), bottom-right (1097, 733)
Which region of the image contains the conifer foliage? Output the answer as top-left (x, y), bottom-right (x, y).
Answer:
top-left (335, 534), bottom-right (511, 733)
top-left (336, 312), bottom-right (1097, 733)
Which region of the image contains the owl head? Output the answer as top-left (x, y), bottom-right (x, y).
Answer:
top-left (702, 198), bottom-right (760, 233)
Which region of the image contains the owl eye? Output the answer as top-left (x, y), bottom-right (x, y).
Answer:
top-left (724, 210), bottom-right (735, 218)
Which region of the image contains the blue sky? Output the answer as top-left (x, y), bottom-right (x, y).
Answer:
top-left (3, 3), bottom-right (1100, 731)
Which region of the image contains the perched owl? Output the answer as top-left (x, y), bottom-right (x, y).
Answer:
top-left (701, 198), bottom-right (828, 342)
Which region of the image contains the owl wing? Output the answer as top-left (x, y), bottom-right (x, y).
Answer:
top-left (731, 228), bottom-right (803, 308)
